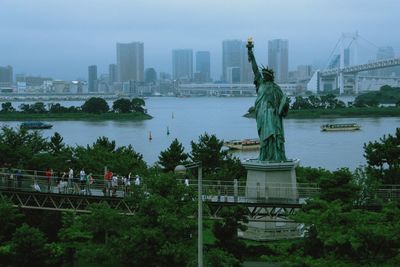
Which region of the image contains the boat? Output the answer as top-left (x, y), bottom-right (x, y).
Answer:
top-left (320, 123), bottom-right (361, 132)
top-left (224, 138), bottom-right (260, 150)
top-left (20, 121), bottom-right (53, 130)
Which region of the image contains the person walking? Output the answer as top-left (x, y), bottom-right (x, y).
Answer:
top-left (45, 168), bottom-right (52, 193)
top-left (68, 168), bottom-right (74, 193)
top-left (135, 175), bottom-right (141, 186)
top-left (79, 168), bottom-right (86, 194)
top-left (85, 173), bottom-right (93, 196)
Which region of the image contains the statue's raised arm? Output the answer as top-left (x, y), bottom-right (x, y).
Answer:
top-left (246, 38), bottom-right (261, 82)
top-left (247, 38), bottom-right (288, 162)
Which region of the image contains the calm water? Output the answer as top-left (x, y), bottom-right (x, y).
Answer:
top-left (2, 97), bottom-right (399, 170)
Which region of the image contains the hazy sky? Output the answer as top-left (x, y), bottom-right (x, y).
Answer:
top-left (1, 0), bottom-right (399, 80)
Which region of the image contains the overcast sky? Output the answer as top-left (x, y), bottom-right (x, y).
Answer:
top-left (1, 0), bottom-right (399, 80)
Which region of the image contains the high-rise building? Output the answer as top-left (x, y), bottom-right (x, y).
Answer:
top-left (268, 39), bottom-right (289, 83)
top-left (117, 42), bottom-right (144, 82)
top-left (195, 51), bottom-right (210, 82)
top-left (172, 49), bottom-right (193, 81)
top-left (0, 65), bottom-right (13, 87)
top-left (88, 65), bottom-right (97, 92)
top-left (226, 67), bottom-right (241, 83)
top-left (222, 40), bottom-right (253, 83)
top-left (222, 40), bottom-right (242, 82)
top-left (145, 68), bottom-right (157, 84)
top-left (109, 64), bottom-right (117, 84)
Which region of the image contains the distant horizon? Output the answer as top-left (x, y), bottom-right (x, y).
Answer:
top-left (1, 0), bottom-right (400, 80)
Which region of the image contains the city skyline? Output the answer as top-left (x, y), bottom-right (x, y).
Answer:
top-left (1, 0), bottom-right (400, 80)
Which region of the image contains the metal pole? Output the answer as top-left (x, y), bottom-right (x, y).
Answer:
top-left (198, 166), bottom-right (203, 267)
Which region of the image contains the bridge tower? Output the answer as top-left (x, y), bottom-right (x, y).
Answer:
top-left (338, 32), bottom-right (359, 94)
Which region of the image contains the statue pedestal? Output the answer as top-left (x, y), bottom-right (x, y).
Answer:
top-left (239, 159), bottom-right (301, 240)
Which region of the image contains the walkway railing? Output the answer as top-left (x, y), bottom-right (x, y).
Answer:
top-left (1, 168), bottom-right (400, 204)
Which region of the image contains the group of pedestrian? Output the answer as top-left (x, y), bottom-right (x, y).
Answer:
top-left (1, 167), bottom-right (24, 190)
top-left (2, 167), bottom-right (144, 197)
top-left (103, 170), bottom-right (141, 197)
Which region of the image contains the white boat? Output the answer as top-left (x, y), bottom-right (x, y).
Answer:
top-left (224, 138), bottom-right (260, 150)
top-left (321, 123), bottom-right (361, 132)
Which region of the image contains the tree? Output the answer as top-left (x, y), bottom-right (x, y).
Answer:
top-left (212, 206), bottom-right (248, 260)
top-left (11, 224), bottom-right (48, 267)
top-left (0, 126), bottom-right (49, 168)
top-left (131, 98), bottom-right (145, 113)
top-left (50, 132), bottom-right (65, 154)
top-left (48, 103), bottom-right (69, 113)
top-left (364, 128), bottom-right (400, 184)
top-left (318, 168), bottom-right (360, 206)
top-left (112, 98), bottom-right (132, 113)
top-left (81, 97), bottom-right (109, 113)
top-left (0, 199), bottom-right (23, 242)
top-left (118, 173), bottom-right (197, 266)
top-left (291, 96), bottom-right (312, 110)
top-left (158, 138), bottom-right (189, 172)
top-left (190, 133), bottom-right (227, 172)
top-left (30, 102), bottom-right (47, 113)
top-left (19, 103), bottom-right (31, 113)
top-left (1, 102), bottom-right (15, 113)
top-left (293, 201), bottom-right (400, 266)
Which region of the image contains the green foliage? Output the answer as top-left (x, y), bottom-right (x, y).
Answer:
top-left (11, 224), bottom-right (48, 267)
top-left (112, 98), bottom-right (132, 113)
top-left (117, 173), bottom-right (197, 267)
top-left (1, 102), bottom-right (15, 113)
top-left (131, 98), bottom-right (146, 113)
top-left (0, 126), bottom-right (49, 168)
top-left (190, 133), bottom-right (227, 172)
top-left (204, 248), bottom-right (242, 267)
top-left (18, 102), bottom-right (48, 113)
top-left (291, 94), bottom-right (345, 110)
top-left (318, 168), bottom-right (360, 206)
top-left (48, 103), bottom-right (80, 113)
top-left (0, 199), bottom-right (23, 242)
top-left (49, 132), bottom-right (65, 154)
top-left (355, 85), bottom-right (400, 107)
top-left (293, 201), bottom-right (400, 266)
top-left (158, 138), bottom-right (189, 172)
top-left (212, 206), bottom-right (248, 260)
top-left (296, 166), bottom-right (331, 183)
top-left (364, 128), bottom-right (400, 184)
top-left (73, 136), bottom-right (147, 175)
top-left (81, 97), bottom-right (109, 113)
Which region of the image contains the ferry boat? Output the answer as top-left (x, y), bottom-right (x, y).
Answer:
top-left (320, 123), bottom-right (361, 132)
top-left (20, 121), bottom-right (53, 130)
top-left (224, 138), bottom-right (260, 150)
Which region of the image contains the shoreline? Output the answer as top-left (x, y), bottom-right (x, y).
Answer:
top-left (244, 107), bottom-right (400, 119)
top-left (0, 112), bottom-right (153, 121)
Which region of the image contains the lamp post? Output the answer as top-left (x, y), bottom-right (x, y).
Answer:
top-left (175, 162), bottom-right (203, 267)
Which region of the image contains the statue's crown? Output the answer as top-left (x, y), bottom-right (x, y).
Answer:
top-left (261, 67), bottom-right (274, 76)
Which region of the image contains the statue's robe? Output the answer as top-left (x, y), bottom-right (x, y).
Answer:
top-left (254, 75), bottom-right (289, 161)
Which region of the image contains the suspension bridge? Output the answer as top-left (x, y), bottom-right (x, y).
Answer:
top-left (307, 32), bottom-right (400, 94)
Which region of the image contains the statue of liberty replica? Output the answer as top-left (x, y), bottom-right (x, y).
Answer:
top-left (241, 38), bottom-right (299, 240)
top-left (246, 38), bottom-right (289, 162)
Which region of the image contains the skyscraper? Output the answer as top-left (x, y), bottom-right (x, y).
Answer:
top-left (88, 65), bottom-right (97, 92)
top-left (268, 39), bottom-right (289, 83)
top-left (116, 42), bottom-right (144, 82)
top-left (0, 65), bottom-right (13, 87)
top-left (172, 49), bottom-right (193, 81)
top-left (222, 40), bottom-right (253, 83)
top-left (222, 40), bottom-right (242, 82)
top-left (109, 64), bottom-right (117, 84)
top-left (195, 51), bottom-right (210, 82)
